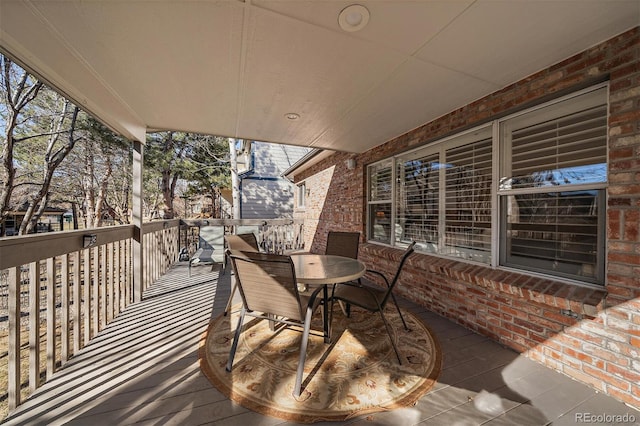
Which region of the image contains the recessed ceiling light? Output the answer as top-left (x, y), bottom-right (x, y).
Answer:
top-left (285, 112), bottom-right (300, 120)
top-left (338, 4), bottom-right (370, 32)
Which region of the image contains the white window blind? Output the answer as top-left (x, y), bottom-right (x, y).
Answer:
top-left (444, 138), bottom-right (493, 261)
top-left (501, 190), bottom-right (604, 283)
top-left (368, 160), bottom-right (393, 243)
top-left (396, 153), bottom-right (440, 249)
top-left (499, 86), bottom-right (607, 284)
top-left (501, 87), bottom-right (607, 190)
top-left (369, 160), bottom-right (392, 201)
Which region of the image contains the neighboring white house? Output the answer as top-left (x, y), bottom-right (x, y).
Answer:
top-left (236, 141), bottom-right (312, 219)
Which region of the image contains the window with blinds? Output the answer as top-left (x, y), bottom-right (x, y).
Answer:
top-left (444, 137), bottom-right (493, 261)
top-left (368, 159), bottom-right (392, 201)
top-left (366, 83), bottom-right (607, 286)
top-left (501, 190), bottom-right (604, 283)
top-left (391, 125), bottom-right (493, 258)
top-left (368, 160), bottom-right (393, 243)
top-left (498, 86), bottom-right (607, 284)
top-left (506, 106), bottom-right (607, 189)
top-left (396, 153), bottom-right (440, 251)
top-left (500, 87), bottom-right (607, 190)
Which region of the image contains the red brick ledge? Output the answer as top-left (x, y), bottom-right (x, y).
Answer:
top-left (360, 243), bottom-right (607, 318)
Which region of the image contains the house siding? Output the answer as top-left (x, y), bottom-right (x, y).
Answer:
top-left (241, 142), bottom-right (312, 219)
top-left (294, 27), bottom-right (640, 409)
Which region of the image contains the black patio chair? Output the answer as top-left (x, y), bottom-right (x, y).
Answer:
top-left (223, 233), bottom-right (261, 316)
top-left (325, 231), bottom-right (360, 259)
top-left (323, 231), bottom-right (361, 310)
top-left (225, 250), bottom-right (325, 398)
top-left (331, 241), bottom-right (416, 364)
top-left (225, 233), bottom-right (260, 253)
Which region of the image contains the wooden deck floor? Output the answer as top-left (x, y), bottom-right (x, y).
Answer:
top-left (3, 262), bottom-right (638, 426)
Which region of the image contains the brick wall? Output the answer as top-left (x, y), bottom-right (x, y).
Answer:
top-left (294, 27), bottom-right (640, 409)
top-left (294, 152), bottom-right (364, 253)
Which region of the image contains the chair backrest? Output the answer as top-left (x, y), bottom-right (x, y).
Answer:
top-left (380, 241), bottom-right (416, 307)
top-left (198, 226), bottom-right (225, 262)
top-left (325, 231), bottom-right (360, 259)
top-left (227, 250), bottom-right (305, 321)
top-left (234, 225), bottom-right (261, 250)
top-left (225, 233), bottom-right (259, 252)
top-left (199, 226), bottom-right (224, 249)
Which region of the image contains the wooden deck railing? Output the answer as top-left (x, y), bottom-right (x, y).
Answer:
top-left (0, 218), bottom-right (304, 416)
top-left (180, 218), bottom-right (305, 255)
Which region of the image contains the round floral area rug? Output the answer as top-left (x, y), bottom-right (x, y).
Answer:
top-left (199, 303), bottom-right (442, 423)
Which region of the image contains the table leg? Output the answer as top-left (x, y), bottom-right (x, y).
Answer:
top-left (323, 285), bottom-right (331, 343)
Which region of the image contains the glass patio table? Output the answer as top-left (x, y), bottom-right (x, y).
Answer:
top-left (290, 254), bottom-right (366, 342)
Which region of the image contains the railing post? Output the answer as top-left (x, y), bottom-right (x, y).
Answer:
top-left (101, 245), bottom-right (107, 329)
top-left (83, 249), bottom-right (91, 344)
top-left (46, 257), bottom-right (56, 379)
top-left (29, 261), bottom-right (41, 392)
top-left (61, 253), bottom-right (70, 364)
top-left (132, 140), bottom-right (144, 302)
top-left (107, 242), bottom-right (114, 323)
top-left (8, 266), bottom-right (21, 410)
top-left (73, 251), bottom-right (81, 353)
top-left (92, 246), bottom-right (100, 336)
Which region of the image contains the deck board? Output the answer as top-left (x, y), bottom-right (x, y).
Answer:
top-left (3, 262), bottom-right (638, 425)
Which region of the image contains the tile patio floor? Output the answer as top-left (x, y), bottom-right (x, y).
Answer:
top-left (3, 262), bottom-right (639, 426)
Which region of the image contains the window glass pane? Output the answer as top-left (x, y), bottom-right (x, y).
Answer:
top-left (369, 203), bottom-right (392, 244)
top-left (500, 87), bottom-right (607, 191)
top-left (297, 183), bottom-right (305, 208)
top-left (368, 160), bottom-right (392, 201)
top-left (444, 137), bottom-right (492, 262)
top-left (396, 153), bottom-right (440, 252)
top-left (501, 190), bottom-right (603, 283)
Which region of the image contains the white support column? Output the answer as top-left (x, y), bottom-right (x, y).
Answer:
top-left (229, 138), bottom-right (241, 220)
top-left (132, 140), bottom-right (144, 302)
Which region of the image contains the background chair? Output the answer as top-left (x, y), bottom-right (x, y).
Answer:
top-left (225, 233), bottom-right (260, 252)
top-left (226, 250), bottom-right (325, 398)
top-left (189, 226), bottom-right (225, 277)
top-left (223, 233), bottom-right (260, 315)
top-left (331, 242), bottom-right (416, 364)
top-left (324, 231), bottom-right (360, 305)
top-left (234, 225), bottom-right (260, 248)
top-left (325, 231), bottom-right (360, 259)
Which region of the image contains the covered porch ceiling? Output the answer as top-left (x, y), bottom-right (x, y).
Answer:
top-left (0, 1), bottom-right (638, 154)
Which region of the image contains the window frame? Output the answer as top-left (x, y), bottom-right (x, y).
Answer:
top-left (296, 182), bottom-right (306, 209)
top-left (366, 83), bottom-right (608, 287)
top-left (367, 159), bottom-right (394, 244)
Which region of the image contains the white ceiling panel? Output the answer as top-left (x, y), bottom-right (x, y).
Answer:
top-left (0, 0), bottom-right (148, 141)
top-left (252, 0), bottom-right (474, 55)
top-left (237, 6), bottom-right (407, 147)
top-left (27, 1), bottom-right (246, 136)
top-left (416, 0), bottom-right (640, 86)
top-left (0, 0), bottom-right (637, 153)
top-left (312, 57), bottom-right (500, 152)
